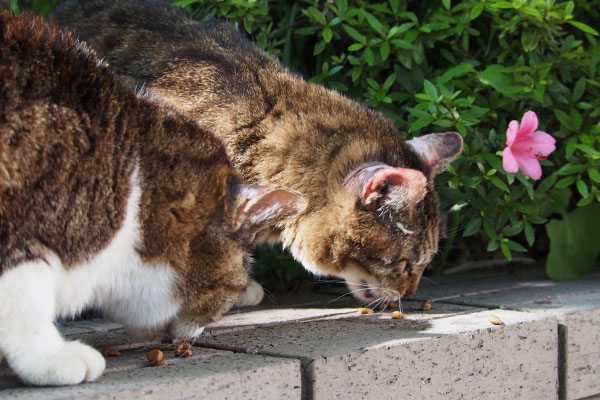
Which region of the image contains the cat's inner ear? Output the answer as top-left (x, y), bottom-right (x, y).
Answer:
top-left (406, 131), bottom-right (463, 176)
top-left (232, 184), bottom-right (307, 236)
top-left (344, 164), bottom-right (427, 212)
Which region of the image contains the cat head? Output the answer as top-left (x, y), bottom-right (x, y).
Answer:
top-left (289, 131), bottom-right (462, 305)
top-left (164, 176), bottom-right (307, 340)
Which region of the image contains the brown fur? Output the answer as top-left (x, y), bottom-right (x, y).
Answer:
top-left (0, 10), bottom-right (303, 330)
top-left (53, 0), bottom-right (462, 300)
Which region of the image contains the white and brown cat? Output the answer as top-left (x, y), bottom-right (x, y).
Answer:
top-left (0, 11), bottom-right (305, 386)
top-left (54, 0), bottom-right (463, 307)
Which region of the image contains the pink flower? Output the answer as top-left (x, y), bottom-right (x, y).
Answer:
top-left (502, 111), bottom-right (556, 180)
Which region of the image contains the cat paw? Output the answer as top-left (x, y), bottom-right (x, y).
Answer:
top-left (234, 279), bottom-right (264, 307)
top-left (19, 341), bottom-right (105, 386)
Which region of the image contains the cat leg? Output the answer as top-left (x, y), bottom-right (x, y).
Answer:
top-left (0, 260), bottom-right (105, 386)
top-left (234, 278), bottom-right (264, 307)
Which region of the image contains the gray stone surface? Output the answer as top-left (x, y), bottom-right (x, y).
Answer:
top-left (414, 268), bottom-right (600, 400)
top-left (517, 292), bottom-right (600, 400)
top-left (0, 326), bottom-right (302, 399)
top-left (1, 353), bottom-right (301, 400)
top-left (198, 309), bottom-right (559, 400)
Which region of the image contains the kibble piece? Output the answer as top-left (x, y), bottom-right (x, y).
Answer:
top-left (147, 349), bottom-right (164, 366)
top-left (101, 348), bottom-right (120, 357)
top-left (175, 342), bottom-right (192, 357)
top-left (357, 307), bottom-right (374, 315)
top-left (391, 311), bottom-right (404, 319)
top-left (157, 359), bottom-right (169, 366)
top-left (488, 314), bottom-right (503, 325)
top-left (421, 301), bottom-right (432, 311)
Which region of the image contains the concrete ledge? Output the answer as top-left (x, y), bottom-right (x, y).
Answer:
top-left (1, 267), bottom-right (599, 399)
top-left (0, 327), bottom-right (301, 400)
top-left (199, 309), bottom-right (558, 400)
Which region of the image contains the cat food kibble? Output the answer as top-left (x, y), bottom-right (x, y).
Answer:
top-left (488, 315), bottom-right (503, 325)
top-left (357, 307), bottom-right (374, 315)
top-left (175, 342), bottom-right (192, 357)
top-left (147, 349), bottom-right (167, 366)
top-left (421, 301), bottom-right (432, 311)
top-left (391, 311), bottom-right (404, 319)
top-left (101, 348), bottom-right (120, 357)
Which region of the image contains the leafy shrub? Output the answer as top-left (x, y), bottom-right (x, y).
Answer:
top-left (14, 0), bottom-right (600, 281)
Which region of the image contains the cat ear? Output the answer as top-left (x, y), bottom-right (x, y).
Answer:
top-left (232, 184), bottom-right (307, 236)
top-left (361, 167), bottom-right (427, 211)
top-left (406, 131), bottom-right (463, 175)
top-left (343, 163), bottom-right (428, 212)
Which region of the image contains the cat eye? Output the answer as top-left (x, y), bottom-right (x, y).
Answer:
top-left (404, 261), bottom-right (412, 274)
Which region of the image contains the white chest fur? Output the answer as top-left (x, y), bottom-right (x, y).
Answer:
top-left (55, 166), bottom-right (181, 328)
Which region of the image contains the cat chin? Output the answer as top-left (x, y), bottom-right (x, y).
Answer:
top-left (338, 263), bottom-right (401, 303)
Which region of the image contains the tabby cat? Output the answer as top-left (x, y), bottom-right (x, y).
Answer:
top-left (54, 0), bottom-right (462, 306)
top-left (0, 11), bottom-right (304, 386)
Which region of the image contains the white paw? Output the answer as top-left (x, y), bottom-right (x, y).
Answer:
top-left (19, 341), bottom-right (105, 386)
top-left (234, 279), bottom-right (264, 307)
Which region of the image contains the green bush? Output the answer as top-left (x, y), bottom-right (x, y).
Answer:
top-left (14, 0), bottom-right (600, 281)
top-left (177, 0), bottom-right (600, 280)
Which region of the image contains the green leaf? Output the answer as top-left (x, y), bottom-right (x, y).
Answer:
top-left (390, 39), bottom-right (414, 50)
top-left (380, 41), bottom-right (391, 61)
top-left (479, 65), bottom-right (518, 96)
top-left (423, 80), bottom-right (438, 101)
top-left (484, 153), bottom-right (503, 172)
top-left (382, 73), bottom-right (396, 91)
top-left (500, 241), bottom-right (512, 260)
top-left (363, 47), bottom-right (375, 65)
top-left (524, 221), bottom-right (535, 246)
top-left (462, 216), bottom-right (482, 237)
top-left (488, 176), bottom-right (510, 193)
top-left (502, 222), bottom-right (523, 237)
top-left (442, 0), bottom-right (451, 10)
top-left (588, 168), bottom-right (600, 183)
top-left (546, 204), bottom-right (600, 280)
top-left (482, 218), bottom-right (496, 239)
top-left (438, 63), bottom-right (475, 84)
top-left (351, 66), bottom-right (362, 82)
top-left (343, 24), bottom-right (364, 43)
top-left (554, 109), bottom-right (573, 131)
top-left (314, 40), bottom-right (326, 55)
top-left (348, 43), bottom-right (364, 51)
top-left (567, 21), bottom-right (599, 36)
top-left (576, 178), bottom-right (589, 198)
top-left (557, 164), bottom-right (586, 175)
top-left (322, 27), bottom-right (333, 43)
top-left (409, 116), bottom-right (434, 133)
top-left (505, 239), bottom-right (527, 252)
top-left (307, 7), bottom-right (327, 26)
top-left (363, 11), bottom-right (385, 36)
top-left (572, 78), bottom-right (586, 103)
top-left (470, 3), bottom-right (484, 20)
top-left (487, 238), bottom-right (499, 252)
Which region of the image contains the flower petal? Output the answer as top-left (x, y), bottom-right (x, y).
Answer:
top-left (513, 130), bottom-right (556, 159)
top-left (518, 111), bottom-right (538, 138)
top-left (506, 120), bottom-right (519, 146)
top-left (502, 147), bottom-right (519, 173)
top-left (514, 150), bottom-right (543, 180)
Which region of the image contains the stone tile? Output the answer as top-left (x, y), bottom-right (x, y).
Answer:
top-left (197, 309), bottom-right (559, 399)
top-left (516, 291), bottom-right (600, 400)
top-left (0, 353), bottom-right (301, 400)
top-left (0, 329), bottom-right (301, 400)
